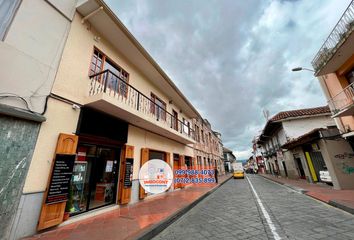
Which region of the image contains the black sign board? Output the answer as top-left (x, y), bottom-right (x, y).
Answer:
top-left (46, 154), bottom-right (76, 204)
top-left (124, 158), bottom-right (134, 187)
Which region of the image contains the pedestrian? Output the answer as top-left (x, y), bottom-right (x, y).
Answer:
top-left (214, 167), bottom-right (218, 183)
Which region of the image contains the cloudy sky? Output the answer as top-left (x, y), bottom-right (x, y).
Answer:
top-left (106, 0), bottom-right (351, 159)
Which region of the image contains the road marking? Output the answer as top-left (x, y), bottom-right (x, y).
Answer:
top-left (247, 176), bottom-right (281, 240)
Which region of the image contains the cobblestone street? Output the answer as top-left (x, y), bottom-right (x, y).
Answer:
top-left (153, 175), bottom-right (354, 240)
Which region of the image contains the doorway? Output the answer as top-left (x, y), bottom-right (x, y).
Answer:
top-left (282, 161), bottom-right (288, 177)
top-left (185, 156), bottom-right (193, 169)
top-left (69, 144), bottom-right (120, 215)
top-left (295, 157), bottom-right (306, 179)
top-left (309, 151), bottom-right (327, 182)
top-left (173, 153), bottom-right (181, 189)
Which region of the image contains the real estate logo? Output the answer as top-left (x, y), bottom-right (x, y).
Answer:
top-left (139, 159), bottom-right (173, 194)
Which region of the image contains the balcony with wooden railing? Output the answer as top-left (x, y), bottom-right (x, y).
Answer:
top-left (312, 0), bottom-right (354, 75)
top-left (328, 81), bottom-right (354, 117)
top-left (85, 70), bottom-right (195, 144)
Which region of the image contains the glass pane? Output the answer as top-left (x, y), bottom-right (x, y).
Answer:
top-left (69, 145), bottom-right (95, 215)
top-left (149, 150), bottom-right (165, 161)
top-left (88, 147), bottom-right (118, 210)
top-left (104, 59), bottom-right (121, 76)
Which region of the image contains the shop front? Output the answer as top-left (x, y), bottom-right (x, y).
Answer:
top-left (69, 144), bottom-right (120, 215)
top-left (37, 107), bottom-right (131, 230)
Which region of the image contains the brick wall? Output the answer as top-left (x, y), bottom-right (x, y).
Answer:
top-left (0, 115), bottom-right (40, 239)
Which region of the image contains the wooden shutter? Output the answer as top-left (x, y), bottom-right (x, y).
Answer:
top-left (139, 148), bottom-right (149, 199)
top-left (37, 133), bottom-right (78, 231)
top-left (165, 152), bottom-right (171, 164)
top-left (179, 155), bottom-right (185, 168)
top-left (179, 155), bottom-right (185, 188)
top-left (118, 145), bottom-right (134, 204)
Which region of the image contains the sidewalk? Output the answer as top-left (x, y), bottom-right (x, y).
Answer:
top-left (260, 174), bottom-right (354, 214)
top-left (24, 174), bottom-right (232, 240)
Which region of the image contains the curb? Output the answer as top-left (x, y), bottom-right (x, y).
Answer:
top-left (329, 200), bottom-right (354, 215)
top-left (260, 175), bottom-right (354, 215)
top-left (260, 175), bottom-right (308, 194)
top-left (283, 184), bottom-right (308, 194)
top-left (132, 175), bottom-right (232, 240)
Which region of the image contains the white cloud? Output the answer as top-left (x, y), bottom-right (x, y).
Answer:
top-left (107, 0), bottom-right (352, 156)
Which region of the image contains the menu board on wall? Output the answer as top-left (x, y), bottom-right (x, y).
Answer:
top-left (46, 154), bottom-right (76, 204)
top-left (124, 158), bottom-right (134, 187)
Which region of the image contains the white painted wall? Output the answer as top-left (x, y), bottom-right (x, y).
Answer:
top-left (282, 115), bottom-right (335, 140)
top-left (0, 0), bottom-right (77, 113)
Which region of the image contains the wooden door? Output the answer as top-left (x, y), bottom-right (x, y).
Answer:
top-left (139, 148), bottom-right (149, 199)
top-left (37, 133), bottom-right (78, 231)
top-left (173, 158), bottom-right (180, 189)
top-left (118, 145), bottom-right (134, 204)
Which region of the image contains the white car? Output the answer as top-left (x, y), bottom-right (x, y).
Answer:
top-left (319, 170), bottom-right (332, 185)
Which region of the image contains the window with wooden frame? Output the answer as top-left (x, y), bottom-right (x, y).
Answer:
top-left (150, 93), bottom-right (166, 121)
top-left (345, 67), bottom-right (354, 85)
top-left (89, 48), bottom-right (129, 96)
top-left (172, 110), bottom-right (178, 131)
top-left (182, 118), bottom-right (190, 135)
top-left (195, 125), bottom-right (200, 142)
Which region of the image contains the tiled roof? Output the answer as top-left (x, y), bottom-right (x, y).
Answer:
top-left (223, 147), bottom-right (233, 152)
top-left (270, 106), bottom-right (330, 122)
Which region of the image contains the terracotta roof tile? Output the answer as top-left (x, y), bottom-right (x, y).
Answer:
top-left (270, 106), bottom-right (330, 122)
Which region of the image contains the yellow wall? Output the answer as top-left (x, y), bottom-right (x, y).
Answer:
top-left (52, 13), bottom-right (192, 123)
top-left (127, 125), bottom-right (194, 179)
top-left (23, 98), bottom-right (80, 193)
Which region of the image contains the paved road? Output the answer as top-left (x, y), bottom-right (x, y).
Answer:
top-left (153, 175), bottom-right (354, 240)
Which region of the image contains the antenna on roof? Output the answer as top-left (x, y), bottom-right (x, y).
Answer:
top-left (263, 109), bottom-right (269, 120)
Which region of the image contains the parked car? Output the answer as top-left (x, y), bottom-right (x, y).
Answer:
top-left (233, 170), bottom-right (244, 179)
top-left (319, 168), bottom-right (332, 185)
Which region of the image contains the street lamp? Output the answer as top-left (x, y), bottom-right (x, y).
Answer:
top-left (291, 67), bottom-right (315, 72)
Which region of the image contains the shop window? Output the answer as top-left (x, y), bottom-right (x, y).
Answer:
top-left (68, 144), bottom-right (121, 215)
top-left (149, 150), bottom-right (166, 161)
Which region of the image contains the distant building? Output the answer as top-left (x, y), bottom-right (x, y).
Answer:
top-left (0, 0), bottom-right (225, 238)
top-left (223, 147), bottom-right (236, 172)
top-left (256, 106), bottom-right (337, 183)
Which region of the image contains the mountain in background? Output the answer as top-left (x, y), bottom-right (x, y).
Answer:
top-left (237, 159), bottom-right (248, 164)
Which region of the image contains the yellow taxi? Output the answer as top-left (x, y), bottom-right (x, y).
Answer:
top-left (233, 170), bottom-right (245, 179)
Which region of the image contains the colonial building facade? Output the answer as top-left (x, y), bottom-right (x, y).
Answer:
top-left (0, 1), bottom-right (77, 239)
top-left (2, 0), bottom-right (223, 238)
top-left (256, 106), bottom-right (336, 182)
